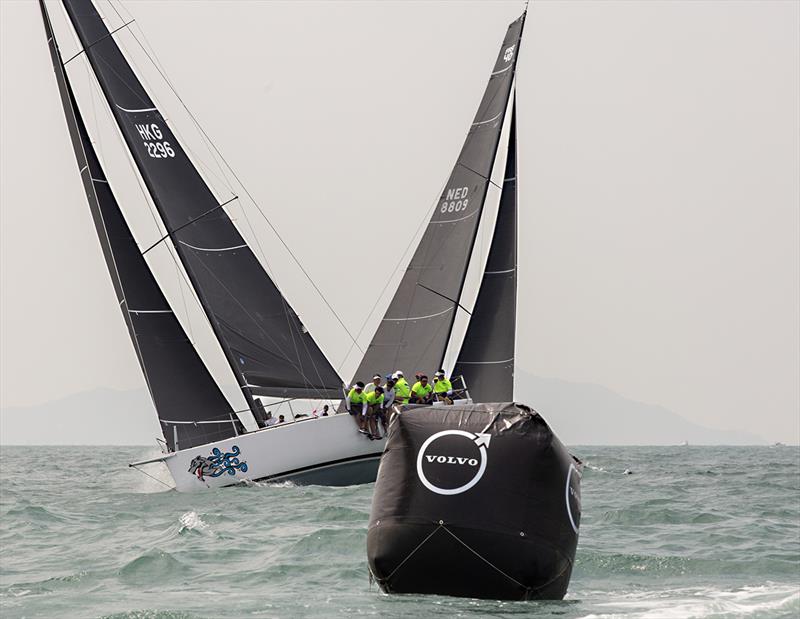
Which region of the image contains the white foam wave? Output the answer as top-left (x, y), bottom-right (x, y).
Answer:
top-left (578, 584), bottom-right (800, 618)
top-left (178, 511), bottom-right (210, 533)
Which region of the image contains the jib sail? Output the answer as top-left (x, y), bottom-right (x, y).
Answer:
top-left (39, 0), bottom-right (238, 451)
top-left (453, 107), bottom-right (518, 401)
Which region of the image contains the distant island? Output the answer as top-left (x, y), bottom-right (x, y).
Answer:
top-left (0, 373), bottom-right (765, 446)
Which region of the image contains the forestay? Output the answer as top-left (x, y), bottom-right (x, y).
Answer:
top-left (61, 0), bottom-right (343, 400)
top-left (352, 12), bottom-right (526, 382)
top-left (39, 0), bottom-right (238, 451)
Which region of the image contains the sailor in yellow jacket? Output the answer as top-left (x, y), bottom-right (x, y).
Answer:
top-left (365, 386), bottom-right (385, 440)
top-left (346, 382), bottom-right (368, 433)
top-left (433, 369), bottom-right (454, 404)
top-left (393, 371), bottom-right (411, 405)
top-left (410, 375), bottom-right (434, 404)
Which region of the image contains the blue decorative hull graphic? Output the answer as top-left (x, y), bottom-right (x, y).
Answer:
top-left (188, 445), bottom-right (248, 481)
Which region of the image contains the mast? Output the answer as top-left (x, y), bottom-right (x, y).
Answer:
top-left (352, 11), bottom-right (526, 382)
top-left (39, 0), bottom-right (239, 450)
top-left (59, 0), bottom-right (343, 407)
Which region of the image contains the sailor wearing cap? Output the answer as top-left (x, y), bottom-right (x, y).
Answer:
top-left (433, 369), bottom-right (454, 404)
top-left (392, 370), bottom-right (411, 405)
top-left (364, 374), bottom-right (382, 394)
top-left (346, 381), bottom-right (368, 432)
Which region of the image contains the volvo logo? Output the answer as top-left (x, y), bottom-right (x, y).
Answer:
top-left (416, 430), bottom-right (491, 495)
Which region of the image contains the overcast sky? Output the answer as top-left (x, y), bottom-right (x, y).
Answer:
top-left (1, 0), bottom-right (798, 443)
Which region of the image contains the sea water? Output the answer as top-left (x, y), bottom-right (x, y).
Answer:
top-left (0, 445), bottom-right (797, 618)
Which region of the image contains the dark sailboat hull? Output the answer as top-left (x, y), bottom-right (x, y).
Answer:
top-left (366, 402), bottom-right (581, 600)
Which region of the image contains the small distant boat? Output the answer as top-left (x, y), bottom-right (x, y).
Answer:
top-left (364, 8), bottom-right (583, 600)
top-left (39, 0), bottom-right (382, 491)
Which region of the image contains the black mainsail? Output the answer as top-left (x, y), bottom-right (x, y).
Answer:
top-left (353, 12), bottom-right (525, 383)
top-left (39, 0), bottom-right (238, 451)
top-left (60, 0), bottom-right (343, 402)
top-left (453, 108), bottom-right (518, 401)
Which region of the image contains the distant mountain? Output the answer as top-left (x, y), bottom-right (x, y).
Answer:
top-left (515, 372), bottom-right (764, 445)
top-left (0, 377), bottom-right (764, 445)
top-left (0, 388), bottom-right (161, 446)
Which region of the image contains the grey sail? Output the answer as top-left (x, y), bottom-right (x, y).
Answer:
top-left (39, 0), bottom-right (238, 451)
top-left (453, 107), bottom-right (518, 401)
top-left (352, 12), bottom-right (526, 381)
top-left (61, 0), bottom-right (343, 402)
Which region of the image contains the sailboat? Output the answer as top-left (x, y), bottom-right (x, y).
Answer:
top-left (39, 0), bottom-right (383, 492)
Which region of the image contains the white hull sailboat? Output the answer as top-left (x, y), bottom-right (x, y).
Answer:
top-left (40, 0), bottom-right (525, 492)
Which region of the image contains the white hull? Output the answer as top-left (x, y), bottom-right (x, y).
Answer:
top-left (157, 413), bottom-right (383, 492)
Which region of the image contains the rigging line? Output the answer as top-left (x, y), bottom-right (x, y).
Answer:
top-left (457, 162), bottom-right (502, 191)
top-left (62, 20), bottom-right (135, 65)
top-left (335, 185), bottom-right (443, 372)
top-left (385, 524), bottom-right (444, 582)
top-left (107, 0), bottom-right (237, 195)
top-left (439, 525), bottom-right (527, 589)
top-left (129, 463), bottom-right (176, 491)
top-left (140, 196), bottom-right (240, 255)
top-left (188, 257), bottom-right (332, 402)
top-left (416, 283), bottom-right (472, 316)
top-left (104, 9), bottom-right (362, 357)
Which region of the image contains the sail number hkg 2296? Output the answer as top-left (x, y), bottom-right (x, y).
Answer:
top-left (135, 123), bottom-right (175, 159)
top-left (441, 186), bottom-right (469, 214)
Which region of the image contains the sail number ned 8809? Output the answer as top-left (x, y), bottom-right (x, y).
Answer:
top-left (440, 186), bottom-right (469, 214)
top-left (135, 123), bottom-right (175, 159)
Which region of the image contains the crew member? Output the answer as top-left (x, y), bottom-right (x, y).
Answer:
top-left (364, 374), bottom-right (381, 394)
top-left (365, 386), bottom-right (385, 439)
top-left (393, 371), bottom-right (411, 405)
top-left (410, 375), bottom-right (433, 404)
top-left (433, 369), bottom-right (454, 404)
top-left (346, 382), bottom-right (368, 432)
top-left (379, 378), bottom-right (396, 435)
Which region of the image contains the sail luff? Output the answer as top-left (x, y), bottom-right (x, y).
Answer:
top-left (40, 0), bottom-right (240, 450)
top-left (60, 0), bottom-right (343, 400)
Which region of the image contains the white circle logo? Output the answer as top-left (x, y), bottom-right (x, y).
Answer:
top-left (416, 430), bottom-right (491, 495)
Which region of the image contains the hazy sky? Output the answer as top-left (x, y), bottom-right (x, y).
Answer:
top-left (1, 0), bottom-right (798, 443)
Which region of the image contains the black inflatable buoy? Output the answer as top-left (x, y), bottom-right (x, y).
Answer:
top-left (366, 402), bottom-right (582, 600)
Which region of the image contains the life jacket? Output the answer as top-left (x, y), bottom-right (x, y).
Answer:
top-left (411, 381), bottom-right (433, 398)
top-left (348, 388), bottom-right (367, 404)
top-left (434, 377), bottom-right (453, 393)
top-left (366, 391), bottom-right (385, 406)
top-left (394, 378), bottom-right (411, 402)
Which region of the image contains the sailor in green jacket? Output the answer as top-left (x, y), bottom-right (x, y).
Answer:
top-left (433, 369), bottom-right (454, 404)
top-left (410, 375), bottom-right (434, 404)
top-left (346, 382), bottom-right (368, 432)
top-left (393, 371), bottom-right (411, 405)
top-left (365, 386), bottom-right (385, 440)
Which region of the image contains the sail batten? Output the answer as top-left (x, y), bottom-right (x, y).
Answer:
top-left (39, 0), bottom-right (239, 451)
top-left (60, 0), bottom-right (343, 401)
top-left (352, 12), bottom-right (526, 382)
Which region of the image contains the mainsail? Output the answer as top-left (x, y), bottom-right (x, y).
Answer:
top-left (453, 108), bottom-right (518, 401)
top-left (60, 0), bottom-right (343, 402)
top-left (39, 0), bottom-right (238, 451)
top-left (353, 12), bottom-right (526, 382)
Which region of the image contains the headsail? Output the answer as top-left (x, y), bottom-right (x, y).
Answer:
top-left (453, 107), bottom-right (518, 401)
top-left (39, 0), bottom-right (238, 451)
top-left (352, 12), bottom-right (526, 381)
top-left (60, 0), bottom-right (343, 401)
